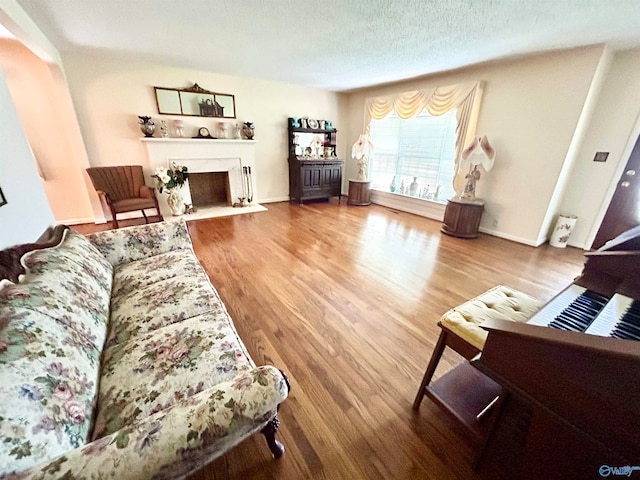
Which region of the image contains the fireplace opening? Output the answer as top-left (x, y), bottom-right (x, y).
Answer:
top-left (188, 172), bottom-right (231, 207)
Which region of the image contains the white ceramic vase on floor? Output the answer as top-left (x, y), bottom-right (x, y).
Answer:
top-left (549, 214), bottom-right (578, 248)
top-left (167, 188), bottom-right (185, 216)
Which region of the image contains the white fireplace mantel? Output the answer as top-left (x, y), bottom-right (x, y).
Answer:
top-left (141, 137), bottom-right (258, 218)
top-left (141, 138), bottom-right (256, 146)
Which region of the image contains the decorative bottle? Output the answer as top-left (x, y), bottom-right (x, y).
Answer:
top-left (409, 177), bottom-right (419, 196)
top-left (390, 176), bottom-right (397, 193)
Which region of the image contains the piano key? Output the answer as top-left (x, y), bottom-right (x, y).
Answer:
top-left (611, 330), bottom-right (640, 341)
top-left (614, 323), bottom-right (640, 339)
top-left (527, 285), bottom-right (588, 327)
top-left (546, 290), bottom-right (609, 332)
top-left (550, 310), bottom-right (593, 330)
top-left (584, 294), bottom-right (635, 337)
top-left (549, 319), bottom-right (585, 332)
top-left (620, 318), bottom-right (640, 333)
top-left (549, 316), bottom-right (581, 329)
top-left (609, 299), bottom-right (640, 340)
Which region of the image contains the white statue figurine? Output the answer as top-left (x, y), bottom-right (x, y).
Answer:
top-left (351, 132), bottom-right (374, 181)
top-left (160, 120), bottom-right (169, 138)
top-left (462, 166), bottom-right (482, 198)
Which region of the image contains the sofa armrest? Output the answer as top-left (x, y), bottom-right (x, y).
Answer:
top-left (7, 366), bottom-right (289, 480)
top-left (86, 218), bottom-right (192, 267)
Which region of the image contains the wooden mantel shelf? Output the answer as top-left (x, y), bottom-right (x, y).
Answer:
top-left (140, 137), bottom-right (256, 144)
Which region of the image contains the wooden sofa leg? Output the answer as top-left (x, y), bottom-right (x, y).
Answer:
top-left (413, 329), bottom-right (448, 410)
top-left (261, 369), bottom-right (290, 459)
top-left (261, 415), bottom-right (284, 459)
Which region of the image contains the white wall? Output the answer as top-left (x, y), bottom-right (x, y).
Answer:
top-left (61, 53), bottom-right (347, 216)
top-left (0, 0), bottom-right (96, 226)
top-left (536, 47), bottom-right (614, 246)
top-left (0, 65), bottom-right (54, 248)
top-left (558, 47), bottom-right (640, 248)
top-left (346, 46), bottom-right (606, 246)
top-left (0, 39), bottom-right (94, 224)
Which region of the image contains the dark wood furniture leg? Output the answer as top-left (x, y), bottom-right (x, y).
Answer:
top-left (413, 329), bottom-right (447, 410)
top-left (261, 415), bottom-right (284, 459)
top-left (110, 205), bottom-right (119, 229)
top-left (261, 369), bottom-right (291, 459)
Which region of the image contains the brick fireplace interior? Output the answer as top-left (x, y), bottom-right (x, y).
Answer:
top-left (188, 172), bottom-right (231, 207)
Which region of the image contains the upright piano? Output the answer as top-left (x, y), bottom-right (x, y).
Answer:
top-left (472, 226), bottom-right (640, 479)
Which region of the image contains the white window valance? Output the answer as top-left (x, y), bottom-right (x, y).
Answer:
top-left (364, 81), bottom-right (485, 196)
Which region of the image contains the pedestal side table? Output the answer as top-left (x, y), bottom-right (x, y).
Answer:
top-left (348, 179), bottom-right (371, 206)
top-left (441, 197), bottom-right (485, 238)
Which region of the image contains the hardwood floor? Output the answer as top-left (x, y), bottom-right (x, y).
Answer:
top-left (73, 201), bottom-right (585, 480)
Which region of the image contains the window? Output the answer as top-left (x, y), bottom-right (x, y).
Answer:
top-left (369, 109), bottom-right (458, 203)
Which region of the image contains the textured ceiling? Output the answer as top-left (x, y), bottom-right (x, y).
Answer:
top-left (12, 0), bottom-right (640, 92)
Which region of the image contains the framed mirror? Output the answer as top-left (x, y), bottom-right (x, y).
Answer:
top-left (154, 83), bottom-right (236, 118)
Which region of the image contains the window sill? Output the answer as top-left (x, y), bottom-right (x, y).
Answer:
top-left (370, 188), bottom-right (447, 221)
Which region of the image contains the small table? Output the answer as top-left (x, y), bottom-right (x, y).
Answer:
top-left (441, 197), bottom-right (485, 238)
top-left (347, 179), bottom-right (371, 206)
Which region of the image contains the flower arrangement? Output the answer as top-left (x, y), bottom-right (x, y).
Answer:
top-left (152, 162), bottom-right (189, 193)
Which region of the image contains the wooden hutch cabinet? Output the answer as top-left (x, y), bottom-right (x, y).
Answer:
top-left (288, 117), bottom-right (343, 204)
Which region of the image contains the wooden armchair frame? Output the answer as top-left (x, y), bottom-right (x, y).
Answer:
top-left (87, 166), bottom-right (163, 228)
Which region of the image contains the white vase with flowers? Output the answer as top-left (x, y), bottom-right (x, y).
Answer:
top-left (152, 163), bottom-right (189, 216)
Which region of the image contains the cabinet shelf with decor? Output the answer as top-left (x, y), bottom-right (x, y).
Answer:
top-left (287, 117), bottom-right (343, 204)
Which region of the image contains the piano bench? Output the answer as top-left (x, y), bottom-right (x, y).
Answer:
top-left (413, 285), bottom-right (542, 410)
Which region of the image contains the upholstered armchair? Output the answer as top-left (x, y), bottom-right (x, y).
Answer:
top-left (87, 165), bottom-right (163, 228)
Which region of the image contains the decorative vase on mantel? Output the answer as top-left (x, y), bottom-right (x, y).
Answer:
top-left (167, 188), bottom-right (185, 216)
top-left (138, 115), bottom-right (155, 137)
top-left (242, 122), bottom-right (255, 140)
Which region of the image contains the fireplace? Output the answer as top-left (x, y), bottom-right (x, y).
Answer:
top-left (188, 172), bottom-right (231, 207)
top-left (141, 138), bottom-right (258, 219)
top-left (177, 156), bottom-right (247, 208)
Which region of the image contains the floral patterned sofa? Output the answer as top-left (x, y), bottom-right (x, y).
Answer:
top-left (0, 220), bottom-right (290, 479)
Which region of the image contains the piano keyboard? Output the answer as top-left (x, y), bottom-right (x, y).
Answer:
top-left (527, 285), bottom-right (639, 340)
top-left (585, 294), bottom-right (640, 340)
top-left (614, 299), bottom-right (640, 340)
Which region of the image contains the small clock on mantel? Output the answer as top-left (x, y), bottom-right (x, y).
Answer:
top-left (193, 126), bottom-right (215, 139)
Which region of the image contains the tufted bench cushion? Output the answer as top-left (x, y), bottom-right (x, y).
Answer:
top-left (440, 285), bottom-right (543, 351)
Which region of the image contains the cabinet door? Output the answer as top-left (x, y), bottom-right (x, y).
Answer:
top-left (302, 165), bottom-right (322, 190)
top-left (323, 164), bottom-right (342, 195)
